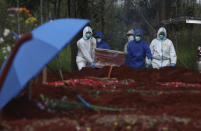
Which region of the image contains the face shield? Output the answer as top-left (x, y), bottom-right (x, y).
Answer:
top-left (127, 34), bottom-right (134, 42)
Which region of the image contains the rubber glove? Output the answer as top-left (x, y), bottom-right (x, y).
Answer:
top-left (90, 62), bottom-right (95, 68)
top-left (145, 64), bottom-right (149, 68)
top-left (146, 58), bottom-right (152, 65)
top-left (171, 64), bottom-right (175, 67)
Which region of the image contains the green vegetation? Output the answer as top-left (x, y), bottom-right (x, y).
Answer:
top-left (39, 94), bottom-right (121, 112)
top-left (48, 45), bottom-right (72, 72)
top-left (176, 46), bottom-right (197, 69)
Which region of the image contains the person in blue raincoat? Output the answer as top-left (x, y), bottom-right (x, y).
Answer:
top-left (125, 29), bottom-right (152, 68)
top-left (94, 31), bottom-right (110, 49)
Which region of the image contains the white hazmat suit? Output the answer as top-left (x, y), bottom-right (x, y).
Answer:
top-left (76, 26), bottom-right (96, 70)
top-left (124, 29), bottom-right (134, 53)
top-left (150, 27), bottom-right (177, 69)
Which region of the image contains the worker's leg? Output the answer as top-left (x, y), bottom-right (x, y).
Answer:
top-left (77, 61), bottom-right (86, 70)
top-left (152, 59), bottom-right (160, 69)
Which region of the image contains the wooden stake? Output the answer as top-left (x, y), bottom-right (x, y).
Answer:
top-left (42, 67), bottom-right (47, 84)
top-left (26, 82), bottom-right (32, 101)
top-left (41, 0), bottom-right (47, 84)
top-left (108, 65), bottom-right (113, 79)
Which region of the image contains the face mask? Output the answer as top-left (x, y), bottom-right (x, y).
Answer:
top-left (159, 35), bottom-right (164, 40)
top-left (86, 33), bottom-right (91, 39)
top-left (135, 36), bottom-right (141, 42)
top-left (128, 36), bottom-right (134, 42)
top-left (97, 38), bottom-right (102, 43)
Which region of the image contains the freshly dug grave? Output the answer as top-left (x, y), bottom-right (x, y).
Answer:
top-left (0, 66), bottom-right (201, 131)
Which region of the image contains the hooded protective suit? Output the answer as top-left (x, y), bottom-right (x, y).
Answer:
top-left (94, 31), bottom-right (110, 49)
top-left (124, 29), bottom-right (134, 53)
top-left (125, 29), bottom-right (152, 68)
top-left (150, 27), bottom-right (177, 69)
top-left (76, 26), bottom-right (96, 70)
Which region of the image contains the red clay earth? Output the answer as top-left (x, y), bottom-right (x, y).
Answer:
top-left (1, 66), bottom-right (201, 131)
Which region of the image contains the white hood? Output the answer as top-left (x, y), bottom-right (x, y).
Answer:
top-left (83, 26), bottom-right (93, 40)
top-left (126, 29), bottom-right (134, 36)
top-left (157, 27), bottom-right (167, 40)
top-left (126, 29), bottom-right (134, 42)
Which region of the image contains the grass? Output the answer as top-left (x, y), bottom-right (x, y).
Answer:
top-left (176, 46), bottom-right (197, 70)
top-left (0, 53), bottom-right (6, 66)
top-left (47, 45), bottom-right (72, 72)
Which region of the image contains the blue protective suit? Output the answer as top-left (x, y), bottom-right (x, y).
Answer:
top-left (94, 31), bottom-right (110, 49)
top-left (125, 29), bottom-right (152, 68)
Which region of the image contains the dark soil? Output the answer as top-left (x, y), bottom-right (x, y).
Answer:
top-left (1, 66), bottom-right (201, 131)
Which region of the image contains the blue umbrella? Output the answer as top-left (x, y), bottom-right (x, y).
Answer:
top-left (0, 18), bottom-right (90, 109)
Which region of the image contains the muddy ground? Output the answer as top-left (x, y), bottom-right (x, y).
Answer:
top-left (0, 66), bottom-right (201, 131)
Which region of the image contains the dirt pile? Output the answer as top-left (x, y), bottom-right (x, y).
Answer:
top-left (1, 66), bottom-right (201, 131)
top-left (65, 66), bottom-right (201, 83)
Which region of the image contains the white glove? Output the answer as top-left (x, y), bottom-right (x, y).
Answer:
top-left (146, 57), bottom-right (152, 65)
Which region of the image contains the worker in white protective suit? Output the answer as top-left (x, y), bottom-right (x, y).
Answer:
top-left (76, 26), bottom-right (96, 70)
top-left (124, 29), bottom-right (134, 53)
top-left (150, 27), bottom-right (177, 69)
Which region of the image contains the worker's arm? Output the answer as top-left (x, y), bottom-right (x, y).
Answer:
top-left (144, 42), bottom-right (152, 66)
top-left (149, 40), bottom-right (155, 57)
top-left (77, 41), bottom-right (93, 63)
top-left (125, 42), bottom-right (132, 65)
top-left (169, 40), bottom-right (177, 64)
top-left (144, 42), bottom-right (152, 60)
